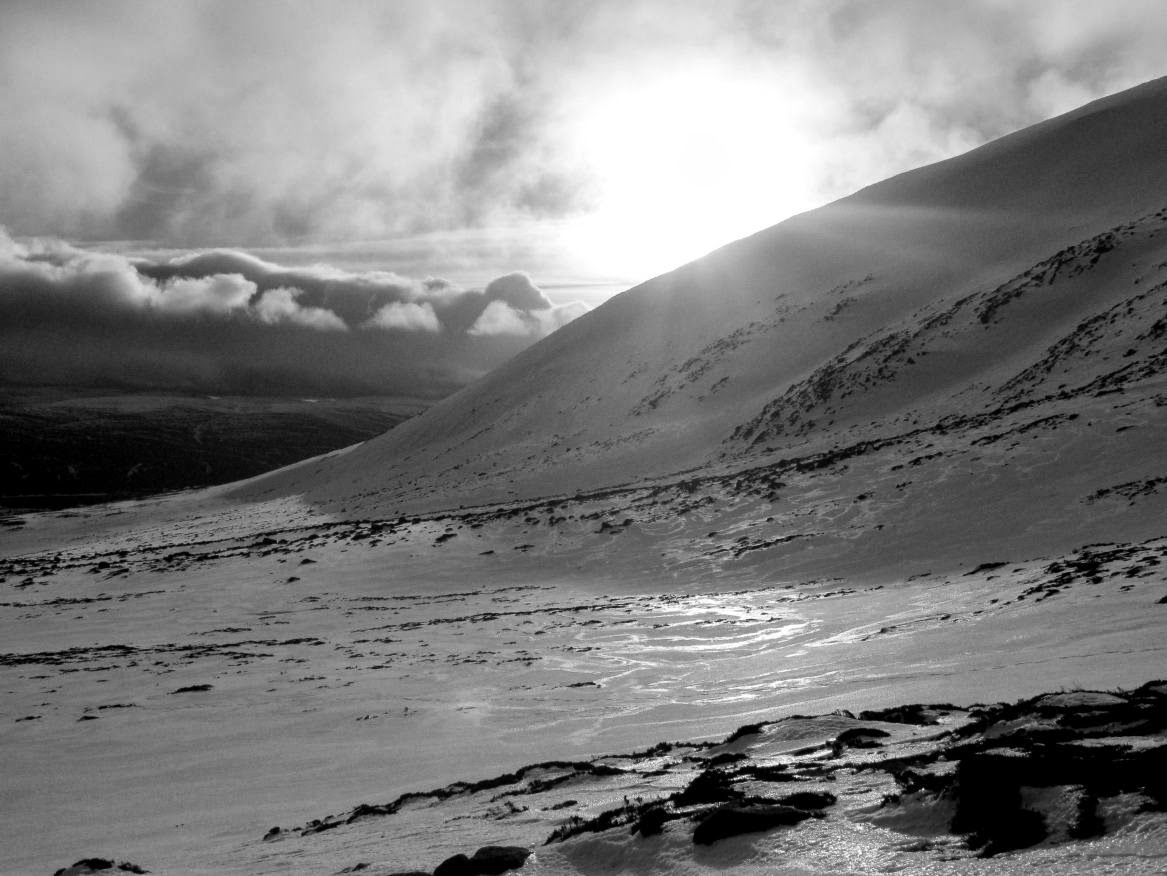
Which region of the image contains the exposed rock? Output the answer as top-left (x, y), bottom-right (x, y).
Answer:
top-left (672, 769), bottom-right (740, 806)
top-left (737, 763), bottom-right (797, 782)
top-left (831, 726), bottom-right (891, 755)
top-left (702, 752), bottom-right (749, 768)
top-left (857, 703), bottom-right (950, 725)
top-left (468, 845), bottom-right (532, 874)
top-left (170, 684), bottom-right (213, 694)
top-left (632, 804), bottom-right (669, 837)
top-left (950, 755), bottom-right (1048, 856)
top-left (773, 791), bottom-right (837, 810)
top-left (433, 853), bottom-right (472, 876)
top-left (835, 727), bottom-right (890, 746)
top-left (283, 680), bottom-right (1167, 864)
top-left (724, 721), bottom-right (768, 743)
top-left (432, 846), bottom-right (530, 876)
top-left (52, 860), bottom-right (147, 875)
top-left (692, 802), bottom-right (820, 845)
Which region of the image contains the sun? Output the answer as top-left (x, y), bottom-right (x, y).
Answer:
top-left (564, 64), bottom-right (820, 280)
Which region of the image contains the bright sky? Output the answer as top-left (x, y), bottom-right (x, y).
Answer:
top-left (560, 64), bottom-right (822, 278)
top-left (2, 1), bottom-right (1166, 290)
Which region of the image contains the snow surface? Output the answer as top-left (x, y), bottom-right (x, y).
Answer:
top-left (4, 78), bottom-right (1167, 874)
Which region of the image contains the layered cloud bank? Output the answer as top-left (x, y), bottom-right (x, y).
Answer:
top-left (0, 230), bottom-right (587, 397)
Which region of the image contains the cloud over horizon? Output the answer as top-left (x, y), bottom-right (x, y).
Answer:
top-left (0, 0), bottom-right (1163, 258)
top-left (0, 229), bottom-right (588, 397)
top-left (2, 2), bottom-right (1165, 401)
top-left (469, 273), bottom-right (590, 338)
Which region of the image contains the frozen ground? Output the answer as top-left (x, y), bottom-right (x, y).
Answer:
top-left (5, 79), bottom-right (1167, 874)
top-left (2, 492), bottom-right (1164, 874)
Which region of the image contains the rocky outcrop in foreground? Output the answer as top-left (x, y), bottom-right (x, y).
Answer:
top-left (271, 680), bottom-right (1166, 874)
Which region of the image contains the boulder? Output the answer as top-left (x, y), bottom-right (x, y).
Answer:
top-left (53, 861), bottom-right (147, 876)
top-left (433, 854), bottom-right (473, 876)
top-left (468, 846), bottom-right (532, 875)
top-left (434, 847), bottom-right (531, 876)
top-left (692, 802), bottom-right (818, 845)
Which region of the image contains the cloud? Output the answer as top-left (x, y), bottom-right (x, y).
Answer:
top-left (468, 300), bottom-right (531, 337)
top-left (467, 271), bottom-right (589, 336)
top-left (483, 272), bottom-right (553, 311)
top-left (0, 1), bottom-right (1163, 251)
top-left (364, 301), bottom-right (442, 333)
top-left (255, 287), bottom-right (348, 330)
top-left (469, 295), bottom-right (589, 338)
top-left (0, 229), bottom-right (589, 396)
top-left (536, 300), bottom-right (591, 333)
top-left (132, 250), bottom-right (582, 337)
top-left (158, 274), bottom-right (254, 317)
top-left (136, 248), bottom-right (423, 326)
top-left (0, 235), bottom-right (349, 329)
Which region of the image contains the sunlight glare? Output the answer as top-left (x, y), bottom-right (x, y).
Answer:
top-left (566, 66), bottom-right (820, 279)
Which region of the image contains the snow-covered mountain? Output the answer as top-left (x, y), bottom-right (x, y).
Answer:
top-left (246, 81), bottom-right (1157, 517)
top-left (5, 78), bottom-right (1167, 876)
top-left (238, 78), bottom-right (1167, 568)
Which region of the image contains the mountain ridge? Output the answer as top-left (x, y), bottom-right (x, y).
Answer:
top-left (234, 76), bottom-right (1167, 545)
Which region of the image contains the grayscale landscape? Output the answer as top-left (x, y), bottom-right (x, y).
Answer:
top-left (1, 3), bottom-right (1165, 875)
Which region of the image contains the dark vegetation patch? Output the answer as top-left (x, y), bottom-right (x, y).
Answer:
top-left (0, 392), bottom-right (416, 509)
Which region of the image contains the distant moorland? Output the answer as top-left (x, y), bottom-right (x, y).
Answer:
top-left (0, 389), bottom-right (425, 509)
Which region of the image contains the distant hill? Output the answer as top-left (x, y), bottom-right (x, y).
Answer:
top-left (0, 391), bottom-right (424, 509)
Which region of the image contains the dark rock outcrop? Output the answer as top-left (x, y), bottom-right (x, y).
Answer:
top-left (433, 853), bottom-right (472, 876)
top-left (170, 683), bottom-right (213, 694)
top-left (468, 846), bottom-right (532, 874)
top-left (52, 860), bottom-right (147, 876)
top-left (433, 846), bottom-right (531, 876)
top-left (692, 802), bottom-right (820, 845)
top-left (672, 769), bottom-right (740, 806)
top-left (773, 791), bottom-right (837, 810)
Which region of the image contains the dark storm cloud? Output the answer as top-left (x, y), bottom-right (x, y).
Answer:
top-left (0, 230), bottom-right (588, 396)
top-left (0, 1), bottom-right (1163, 247)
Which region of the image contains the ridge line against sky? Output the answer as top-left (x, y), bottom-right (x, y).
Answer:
top-left (2, 0), bottom-right (1165, 282)
top-left (2, 0), bottom-right (1165, 401)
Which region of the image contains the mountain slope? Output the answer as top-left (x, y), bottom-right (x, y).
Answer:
top-left (238, 77), bottom-right (1167, 559)
top-left (6, 79), bottom-right (1167, 876)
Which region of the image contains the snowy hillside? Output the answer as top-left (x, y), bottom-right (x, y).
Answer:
top-left (3, 78), bottom-right (1167, 875)
top-left (240, 77), bottom-right (1167, 541)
